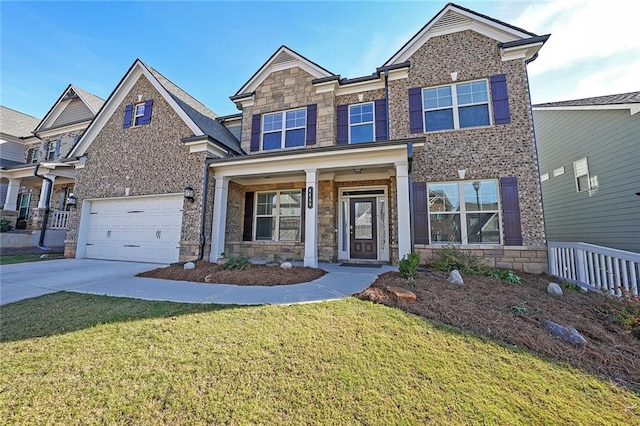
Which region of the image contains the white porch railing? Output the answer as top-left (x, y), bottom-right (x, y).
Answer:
top-left (48, 210), bottom-right (69, 230)
top-left (548, 242), bottom-right (640, 297)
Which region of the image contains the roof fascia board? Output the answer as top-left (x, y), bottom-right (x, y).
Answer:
top-left (69, 61), bottom-right (205, 158)
top-left (533, 104), bottom-right (640, 115)
top-left (36, 120), bottom-right (91, 138)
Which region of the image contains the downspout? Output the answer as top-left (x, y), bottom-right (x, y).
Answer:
top-left (384, 69), bottom-right (390, 140)
top-left (407, 142), bottom-right (415, 253)
top-left (33, 164), bottom-right (53, 247)
top-left (198, 158), bottom-right (214, 260)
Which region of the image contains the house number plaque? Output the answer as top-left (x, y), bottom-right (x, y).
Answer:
top-left (307, 186), bottom-right (313, 209)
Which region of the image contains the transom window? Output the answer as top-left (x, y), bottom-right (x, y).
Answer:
top-left (428, 180), bottom-right (500, 244)
top-left (422, 80), bottom-right (490, 131)
top-left (349, 102), bottom-right (374, 143)
top-left (262, 109), bottom-right (306, 150)
top-left (255, 190), bottom-right (302, 241)
top-left (133, 103), bottom-right (146, 126)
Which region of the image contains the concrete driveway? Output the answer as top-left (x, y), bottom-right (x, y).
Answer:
top-left (0, 259), bottom-right (160, 305)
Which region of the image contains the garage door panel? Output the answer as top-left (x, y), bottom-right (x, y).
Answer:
top-left (84, 195), bottom-right (183, 263)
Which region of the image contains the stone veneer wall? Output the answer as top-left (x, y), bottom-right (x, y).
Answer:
top-left (386, 30), bottom-right (546, 269)
top-left (65, 75), bottom-right (208, 261)
top-left (239, 67), bottom-right (335, 153)
top-left (416, 246), bottom-right (548, 274)
top-left (335, 89), bottom-right (386, 108)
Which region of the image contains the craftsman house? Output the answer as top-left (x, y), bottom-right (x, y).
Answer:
top-left (0, 85), bottom-right (103, 246)
top-left (64, 3), bottom-right (549, 273)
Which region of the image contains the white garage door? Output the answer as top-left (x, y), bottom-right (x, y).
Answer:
top-left (85, 195), bottom-right (183, 263)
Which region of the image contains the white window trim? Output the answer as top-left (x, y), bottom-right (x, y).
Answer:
top-left (261, 108), bottom-right (307, 150)
top-left (17, 193), bottom-right (31, 218)
top-left (254, 189), bottom-right (302, 242)
top-left (348, 102), bottom-right (375, 144)
top-left (27, 147), bottom-right (40, 163)
top-left (573, 157), bottom-right (591, 193)
top-left (422, 79), bottom-right (491, 132)
top-left (133, 102), bottom-right (145, 127)
top-left (427, 179), bottom-right (502, 245)
top-left (45, 141), bottom-right (57, 161)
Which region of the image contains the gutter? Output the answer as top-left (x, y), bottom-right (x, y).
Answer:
top-left (33, 164), bottom-right (53, 247)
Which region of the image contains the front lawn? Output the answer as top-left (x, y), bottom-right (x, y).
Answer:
top-left (1, 293), bottom-right (638, 424)
top-left (0, 253), bottom-right (64, 265)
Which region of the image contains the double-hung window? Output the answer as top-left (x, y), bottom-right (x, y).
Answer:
top-left (27, 147), bottom-right (40, 163)
top-left (45, 141), bottom-right (58, 161)
top-left (349, 102), bottom-right (374, 143)
top-left (428, 180), bottom-right (500, 244)
top-left (133, 103), bottom-right (146, 126)
top-left (423, 80), bottom-right (490, 131)
top-left (573, 157), bottom-right (591, 192)
top-left (262, 108), bottom-right (306, 150)
top-left (255, 190), bottom-right (302, 241)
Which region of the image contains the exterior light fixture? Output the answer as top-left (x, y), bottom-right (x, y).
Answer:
top-left (354, 168), bottom-right (363, 174)
top-left (184, 186), bottom-right (195, 203)
top-left (66, 194), bottom-right (77, 207)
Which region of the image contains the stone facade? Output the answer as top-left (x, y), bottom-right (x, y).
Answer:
top-left (65, 74), bottom-right (208, 261)
top-left (239, 67), bottom-right (336, 153)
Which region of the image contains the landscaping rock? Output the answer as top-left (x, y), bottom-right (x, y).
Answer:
top-left (184, 262), bottom-right (195, 270)
top-left (280, 262), bottom-right (292, 270)
top-left (447, 270), bottom-right (464, 286)
top-left (387, 286), bottom-right (417, 301)
top-left (216, 258), bottom-right (227, 266)
top-left (547, 283), bottom-right (563, 297)
top-left (265, 261), bottom-right (281, 267)
top-left (540, 319), bottom-right (587, 348)
top-left (204, 274), bottom-right (213, 283)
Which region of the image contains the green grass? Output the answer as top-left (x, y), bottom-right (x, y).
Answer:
top-left (0, 253), bottom-right (64, 265)
top-left (1, 293), bottom-right (639, 424)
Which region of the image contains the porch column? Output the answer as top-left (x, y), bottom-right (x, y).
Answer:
top-left (395, 162), bottom-right (411, 260)
top-left (4, 178), bottom-right (21, 211)
top-left (209, 175), bottom-right (228, 262)
top-left (37, 175), bottom-right (56, 208)
top-left (304, 168), bottom-right (318, 268)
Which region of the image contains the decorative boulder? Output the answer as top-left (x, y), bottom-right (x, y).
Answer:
top-left (547, 282), bottom-right (563, 297)
top-left (447, 270), bottom-right (464, 286)
top-left (280, 262), bottom-right (293, 270)
top-left (184, 262), bottom-right (195, 270)
top-left (265, 261), bottom-right (281, 267)
top-left (540, 319), bottom-right (587, 348)
top-left (204, 274), bottom-right (213, 283)
top-left (216, 258), bottom-right (227, 266)
top-left (387, 286), bottom-right (417, 301)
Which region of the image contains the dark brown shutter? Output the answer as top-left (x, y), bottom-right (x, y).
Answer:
top-left (374, 98), bottom-right (388, 141)
top-left (336, 105), bottom-right (348, 145)
top-left (408, 87), bottom-right (423, 133)
top-left (500, 177), bottom-right (523, 245)
top-left (250, 114), bottom-right (261, 152)
top-left (412, 181), bottom-right (430, 245)
top-left (242, 191), bottom-right (255, 241)
top-left (305, 104), bottom-right (317, 145)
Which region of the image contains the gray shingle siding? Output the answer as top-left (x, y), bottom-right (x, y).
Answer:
top-left (50, 98), bottom-right (94, 128)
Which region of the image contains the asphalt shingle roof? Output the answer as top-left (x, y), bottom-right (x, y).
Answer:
top-left (534, 91), bottom-right (640, 108)
top-left (0, 106), bottom-right (40, 138)
top-left (72, 86), bottom-right (105, 113)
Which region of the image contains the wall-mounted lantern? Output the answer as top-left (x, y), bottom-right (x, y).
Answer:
top-left (66, 194), bottom-right (77, 208)
top-left (184, 186), bottom-right (195, 203)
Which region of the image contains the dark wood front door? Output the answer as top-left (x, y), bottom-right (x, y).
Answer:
top-left (349, 198), bottom-right (377, 259)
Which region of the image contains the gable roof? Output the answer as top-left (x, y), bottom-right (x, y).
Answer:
top-left (533, 91), bottom-right (640, 115)
top-left (384, 2), bottom-right (547, 66)
top-left (0, 106), bottom-right (40, 138)
top-left (233, 45), bottom-right (335, 97)
top-left (68, 59), bottom-right (242, 158)
top-left (34, 84), bottom-right (105, 134)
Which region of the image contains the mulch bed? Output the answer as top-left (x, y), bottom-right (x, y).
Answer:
top-left (137, 260), bottom-right (326, 286)
top-left (357, 270), bottom-right (640, 391)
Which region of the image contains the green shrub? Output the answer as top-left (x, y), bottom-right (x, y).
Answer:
top-left (486, 269), bottom-right (523, 285)
top-left (223, 256), bottom-right (251, 271)
top-left (398, 252), bottom-right (421, 281)
top-left (0, 218), bottom-right (13, 233)
top-left (511, 301), bottom-right (529, 316)
top-left (430, 246), bottom-right (488, 275)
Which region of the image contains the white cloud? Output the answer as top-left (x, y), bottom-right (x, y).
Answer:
top-left (574, 59), bottom-right (640, 97)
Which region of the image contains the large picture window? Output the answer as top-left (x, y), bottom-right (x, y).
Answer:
top-left (262, 108), bottom-right (306, 150)
top-left (349, 102), bottom-right (374, 143)
top-left (428, 180), bottom-right (500, 244)
top-left (423, 80), bottom-right (490, 132)
top-left (255, 190), bottom-right (302, 241)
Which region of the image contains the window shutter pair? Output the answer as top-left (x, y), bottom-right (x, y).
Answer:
top-left (242, 190), bottom-right (305, 242)
top-left (336, 99), bottom-right (388, 145)
top-left (250, 104), bottom-right (318, 152)
top-left (408, 73), bottom-right (511, 131)
top-left (122, 99), bottom-right (154, 128)
top-left (412, 177), bottom-right (522, 246)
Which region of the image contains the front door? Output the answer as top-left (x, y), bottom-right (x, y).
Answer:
top-left (349, 197), bottom-right (377, 259)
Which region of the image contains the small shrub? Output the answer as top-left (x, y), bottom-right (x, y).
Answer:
top-left (486, 269), bottom-right (523, 285)
top-left (603, 295), bottom-right (640, 339)
top-left (430, 246), bottom-right (488, 275)
top-left (398, 252), bottom-right (420, 281)
top-left (223, 256), bottom-right (251, 271)
top-left (511, 301), bottom-right (529, 316)
top-left (0, 218), bottom-right (13, 232)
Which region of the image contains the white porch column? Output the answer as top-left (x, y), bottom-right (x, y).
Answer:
top-left (4, 178), bottom-right (22, 211)
top-left (37, 175), bottom-right (56, 208)
top-left (304, 168), bottom-right (318, 268)
top-left (395, 162), bottom-right (411, 260)
top-left (209, 175), bottom-right (229, 262)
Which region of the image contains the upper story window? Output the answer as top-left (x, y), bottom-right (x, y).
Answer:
top-left (133, 103), bottom-right (146, 126)
top-left (422, 80), bottom-right (490, 132)
top-left (349, 103), bottom-right (374, 144)
top-left (26, 147), bottom-right (40, 163)
top-left (123, 99), bottom-right (154, 129)
top-left (262, 108), bottom-right (306, 150)
top-left (45, 141), bottom-right (59, 161)
top-left (573, 157), bottom-right (591, 192)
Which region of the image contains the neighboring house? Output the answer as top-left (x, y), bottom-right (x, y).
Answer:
top-left (0, 85), bottom-right (104, 239)
top-left (64, 3), bottom-right (549, 273)
top-left (534, 92), bottom-right (640, 253)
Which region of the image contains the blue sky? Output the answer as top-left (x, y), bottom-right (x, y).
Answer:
top-left (1, 1), bottom-right (638, 119)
